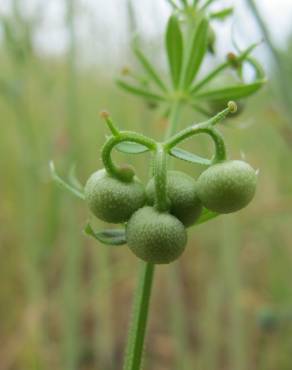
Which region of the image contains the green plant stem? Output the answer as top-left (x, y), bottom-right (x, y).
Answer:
top-left (153, 144), bottom-right (169, 212)
top-left (123, 262), bottom-right (155, 370)
top-left (164, 106), bottom-right (233, 163)
top-left (122, 100), bottom-right (183, 370)
top-left (166, 124), bottom-right (226, 161)
top-left (121, 70), bottom-right (232, 370)
top-left (165, 101), bottom-right (183, 139)
top-left (102, 131), bottom-right (156, 181)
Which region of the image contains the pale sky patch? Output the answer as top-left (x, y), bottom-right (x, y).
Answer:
top-left (0, 0), bottom-right (291, 63)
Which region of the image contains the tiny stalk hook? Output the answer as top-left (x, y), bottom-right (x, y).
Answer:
top-left (101, 113), bottom-right (157, 182)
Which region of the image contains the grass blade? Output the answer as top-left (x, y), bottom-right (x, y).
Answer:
top-left (50, 161), bottom-right (85, 200)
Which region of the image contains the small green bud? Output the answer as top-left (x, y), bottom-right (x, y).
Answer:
top-left (208, 100), bottom-right (244, 118)
top-left (227, 52), bottom-right (241, 69)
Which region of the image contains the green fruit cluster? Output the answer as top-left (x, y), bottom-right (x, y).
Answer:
top-left (85, 161), bottom-right (257, 264)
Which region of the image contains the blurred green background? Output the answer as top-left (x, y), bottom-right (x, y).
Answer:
top-left (1, 1), bottom-right (292, 369)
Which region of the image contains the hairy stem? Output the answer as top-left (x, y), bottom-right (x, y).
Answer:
top-left (122, 100), bottom-right (183, 370)
top-left (164, 104), bottom-right (235, 163)
top-left (101, 131), bottom-right (156, 182)
top-left (153, 144), bottom-right (169, 212)
top-left (165, 101), bottom-right (184, 139)
top-left (123, 263), bottom-right (155, 370)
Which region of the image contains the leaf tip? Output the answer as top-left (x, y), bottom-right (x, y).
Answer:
top-left (49, 160), bottom-right (57, 179)
top-left (84, 222), bottom-right (93, 236)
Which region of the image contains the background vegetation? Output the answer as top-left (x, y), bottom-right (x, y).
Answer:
top-left (0, 1), bottom-right (292, 369)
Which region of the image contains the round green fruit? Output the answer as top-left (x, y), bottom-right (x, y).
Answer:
top-left (146, 171), bottom-right (202, 227)
top-left (196, 160), bottom-right (257, 214)
top-left (126, 206), bottom-right (187, 264)
top-left (84, 169), bottom-right (146, 223)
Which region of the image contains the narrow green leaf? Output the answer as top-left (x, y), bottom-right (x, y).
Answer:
top-left (166, 15), bottom-right (183, 88)
top-left (210, 7), bottom-right (234, 20)
top-left (68, 164), bottom-right (83, 191)
top-left (133, 45), bottom-right (167, 92)
top-left (194, 208), bottom-right (219, 225)
top-left (191, 103), bottom-right (212, 117)
top-left (115, 141), bottom-right (150, 154)
top-left (190, 62), bottom-right (229, 95)
top-left (202, 0), bottom-right (216, 9)
top-left (194, 80), bottom-right (266, 101)
top-left (116, 79), bottom-right (166, 102)
top-left (50, 161), bottom-right (85, 200)
top-left (170, 147), bottom-right (211, 165)
top-left (166, 0), bottom-right (180, 9)
top-left (246, 56), bottom-right (266, 80)
top-left (84, 223), bottom-right (127, 246)
top-left (183, 17), bottom-right (209, 88)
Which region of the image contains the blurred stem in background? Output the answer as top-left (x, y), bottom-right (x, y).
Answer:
top-left (221, 217), bottom-right (247, 370)
top-left (0, 2), bottom-right (47, 367)
top-left (62, 1), bottom-right (82, 369)
top-left (65, 0), bottom-right (115, 368)
top-left (246, 0), bottom-right (292, 140)
top-left (93, 250), bottom-right (114, 370)
top-left (168, 263), bottom-right (192, 370)
top-left (200, 280), bottom-right (222, 370)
